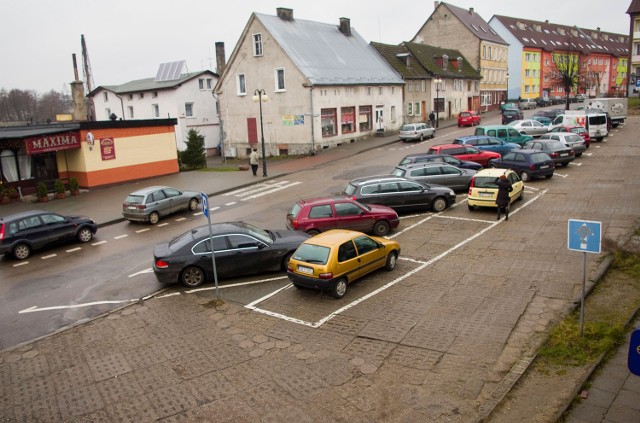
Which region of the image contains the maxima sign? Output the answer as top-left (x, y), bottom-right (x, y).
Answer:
top-left (24, 131), bottom-right (81, 154)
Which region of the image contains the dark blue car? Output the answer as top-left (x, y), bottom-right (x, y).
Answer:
top-left (488, 149), bottom-right (555, 182)
top-left (452, 136), bottom-right (520, 157)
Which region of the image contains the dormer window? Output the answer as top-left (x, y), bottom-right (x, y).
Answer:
top-left (442, 54), bottom-right (448, 70)
top-left (457, 57), bottom-right (463, 72)
top-left (396, 53), bottom-right (410, 67)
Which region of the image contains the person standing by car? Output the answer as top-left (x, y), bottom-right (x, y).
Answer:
top-left (249, 148), bottom-right (259, 176)
top-left (429, 111), bottom-right (435, 128)
top-left (495, 174), bottom-right (513, 221)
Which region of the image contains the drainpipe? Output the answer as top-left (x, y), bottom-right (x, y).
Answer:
top-left (115, 93), bottom-right (125, 120)
top-left (212, 92), bottom-right (225, 163)
top-left (309, 86), bottom-right (316, 155)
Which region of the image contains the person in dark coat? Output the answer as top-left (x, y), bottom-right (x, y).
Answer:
top-left (495, 174), bottom-right (513, 220)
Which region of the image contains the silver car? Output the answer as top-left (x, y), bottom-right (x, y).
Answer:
top-left (538, 133), bottom-right (587, 157)
top-left (509, 119), bottom-right (549, 137)
top-left (399, 122), bottom-right (435, 142)
top-left (391, 162), bottom-right (476, 192)
top-left (122, 186), bottom-right (200, 224)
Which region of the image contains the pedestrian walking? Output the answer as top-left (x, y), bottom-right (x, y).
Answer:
top-left (249, 148), bottom-right (259, 176)
top-left (495, 174), bottom-right (513, 220)
top-left (429, 111), bottom-right (435, 128)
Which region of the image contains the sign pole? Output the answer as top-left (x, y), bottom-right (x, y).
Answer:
top-left (580, 251), bottom-right (586, 337)
top-left (201, 193), bottom-right (220, 300)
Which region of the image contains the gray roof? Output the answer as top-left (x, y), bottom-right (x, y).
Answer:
top-left (0, 124), bottom-right (80, 140)
top-left (254, 13), bottom-right (402, 85)
top-left (440, 2), bottom-right (508, 45)
top-left (89, 70), bottom-right (217, 96)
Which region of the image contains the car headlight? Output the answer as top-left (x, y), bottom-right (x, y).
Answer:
top-left (449, 190), bottom-right (455, 196)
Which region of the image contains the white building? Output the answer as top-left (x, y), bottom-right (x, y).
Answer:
top-left (89, 68), bottom-right (220, 154)
top-left (214, 7), bottom-right (404, 158)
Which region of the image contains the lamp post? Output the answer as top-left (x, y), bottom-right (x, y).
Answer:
top-left (252, 89), bottom-right (268, 177)
top-left (434, 78), bottom-right (442, 128)
top-left (505, 71), bottom-right (510, 103)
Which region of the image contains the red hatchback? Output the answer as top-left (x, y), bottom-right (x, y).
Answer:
top-left (426, 144), bottom-right (501, 167)
top-left (286, 196), bottom-right (399, 236)
top-left (458, 111), bottom-right (481, 127)
top-left (549, 126), bottom-right (591, 148)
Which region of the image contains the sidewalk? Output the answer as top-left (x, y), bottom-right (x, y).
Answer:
top-left (3, 109), bottom-right (637, 422)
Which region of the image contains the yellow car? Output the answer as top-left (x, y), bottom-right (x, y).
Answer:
top-left (467, 168), bottom-right (524, 210)
top-left (287, 229), bottom-right (401, 299)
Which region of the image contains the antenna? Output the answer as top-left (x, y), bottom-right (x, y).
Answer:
top-left (81, 34), bottom-right (94, 92)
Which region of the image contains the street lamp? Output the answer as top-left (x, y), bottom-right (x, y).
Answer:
top-left (434, 78), bottom-right (442, 128)
top-left (252, 89), bottom-right (268, 177)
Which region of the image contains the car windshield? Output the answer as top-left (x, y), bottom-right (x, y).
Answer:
top-left (292, 243), bottom-right (330, 264)
top-left (473, 176), bottom-right (498, 189)
top-left (343, 184), bottom-right (357, 196)
top-left (588, 115), bottom-right (606, 125)
top-left (391, 168), bottom-right (405, 177)
top-left (399, 157), bottom-right (412, 165)
top-left (460, 112), bottom-right (470, 117)
top-left (124, 195), bottom-right (144, 204)
top-left (547, 141), bottom-right (566, 150)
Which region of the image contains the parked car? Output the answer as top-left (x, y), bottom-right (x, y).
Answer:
top-left (452, 135), bottom-right (520, 156)
top-left (532, 110), bottom-right (558, 120)
top-left (534, 97), bottom-right (552, 107)
top-left (152, 222), bottom-right (310, 287)
top-left (523, 139), bottom-right (575, 166)
top-left (426, 144), bottom-right (501, 167)
top-left (122, 186), bottom-right (200, 224)
top-left (391, 163), bottom-right (475, 192)
top-left (530, 116), bottom-right (553, 127)
top-left (508, 119), bottom-right (549, 137)
top-left (0, 210), bottom-right (97, 260)
top-left (399, 122), bottom-right (435, 142)
top-left (488, 149), bottom-right (555, 182)
top-left (457, 111), bottom-right (481, 127)
top-left (286, 196), bottom-right (399, 236)
top-left (287, 229), bottom-right (400, 298)
top-left (500, 102), bottom-right (519, 112)
top-left (548, 126), bottom-right (591, 148)
top-left (342, 175), bottom-right (456, 212)
top-left (473, 125), bottom-right (534, 146)
top-left (538, 132), bottom-right (587, 157)
top-left (467, 168), bottom-right (524, 211)
top-left (398, 153), bottom-right (482, 170)
top-left (518, 98), bottom-right (537, 110)
top-left (502, 109), bottom-right (524, 124)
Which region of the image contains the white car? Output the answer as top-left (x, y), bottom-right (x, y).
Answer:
top-left (399, 122), bottom-right (435, 142)
top-left (538, 133), bottom-right (587, 157)
top-left (509, 119), bottom-right (549, 137)
top-left (518, 99), bottom-right (537, 110)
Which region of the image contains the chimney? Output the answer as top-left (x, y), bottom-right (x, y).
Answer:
top-left (339, 17), bottom-right (351, 36)
top-left (215, 42), bottom-right (226, 75)
top-left (277, 7), bottom-right (293, 21)
top-left (469, 7), bottom-right (474, 14)
top-left (434, 1), bottom-right (439, 10)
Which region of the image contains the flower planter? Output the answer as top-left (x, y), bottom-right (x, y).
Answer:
top-left (38, 196), bottom-right (49, 203)
top-left (55, 192), bottom-right (66, 200)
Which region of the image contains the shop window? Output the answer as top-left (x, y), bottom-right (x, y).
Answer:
top-left (359, 106), bottom-right (371, 131)
top-left (321, 108), bottom-right (337, 137)
top-left (341, 107), bottom-right (355, 134)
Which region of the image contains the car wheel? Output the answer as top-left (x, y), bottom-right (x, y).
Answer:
top-left (419, 134), bottom-right (424, 141)
top-left (488, 163), bottom-right (497, 168)
top-left (148, 211), bottom-right (160, 225)
top-left (545, 174), bottom-right (553, 179)
top-left (13, 243), bottom-right (31, 260)
top-left (468, 204), bottom-right (476, 211)
top-left (188, 198), bottom-right (198, 211)
top-left (576, 153), bottom-right (582, 157)
top-left (520, 171), bottom-right (531, 182)
top-left (562, 163), bottom-right (569, 167)
top-left (431, 131), bottom-right (435, 139)
top-left (292, 283), bottom-right (304, 289)
top-left (432, 197), bottom-right (447, 212)
top-left (332, 278), bottom-right (348, 299)
top-left (181, 266), bottom-right (205, 287)
top-left (77, 227), bottom-right (93, 243)
top-left (307, 229), bottom-right (320, 236)
top-left (282, 252), bottom-right (293, 270)
top-left (372, 220), bottom-right (390, 236)
top-left (385, 251), bottom-right (398, 271)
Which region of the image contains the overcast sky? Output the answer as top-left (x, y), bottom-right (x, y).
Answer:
top-left (0, 0), bottom-right (631, 94)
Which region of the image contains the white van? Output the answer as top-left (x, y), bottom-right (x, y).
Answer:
top-left (549, 110), bottom-right (608, 141)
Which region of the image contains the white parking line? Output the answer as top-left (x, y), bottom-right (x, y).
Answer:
top-left (128, 268), bottom-right (154, 278)
top-left (554, 173), bottom-right (568, 178)
top-left (157, 223), bottom-right (169, 227)
top-left (241, 181), bottom-right (303, 201)
top-left (225, 202), bottom-right (237, 206)
top-left (175, 217), bottom-right (187, 222)
top-left (13, 261), bottom-right (29, 267)
top-left (41, 254), bottom-right (57, 260)
top-left (66, 247), bottom-right (82, 252)
top-left (186, 276), bottom-right (288, 293)
top-left (136, 228), bottom-right (150, 233)
top-left (114, 235), bottom-right (128, 239)
top-left (91, 241), bottom-right (107, 246)
top-left (570, 162), bottom-right (582, 166)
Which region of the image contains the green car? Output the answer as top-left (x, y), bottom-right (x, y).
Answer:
top-left (473, 125), bottom-right (534, 146)
top-left (500, 102), bottom-right (519, 111)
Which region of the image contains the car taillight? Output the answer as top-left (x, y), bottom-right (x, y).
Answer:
top-left (319, 272), bottom-right (333, 279)
top-left (0, 224), bottom-right (4, 241)
top-left (549, 152), bottom-right (558, 157)
top-left (155, 260), bottom-right (169, 269)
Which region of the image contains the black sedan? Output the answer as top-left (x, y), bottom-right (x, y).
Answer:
top-left (153, 222), bottom-right (310, 287)
top-left (0, 210), bottom-right (97, 260)
top-left (523, 140), bottom-right (575, 167)
top-left (488, 149), bottom-right (555, 182)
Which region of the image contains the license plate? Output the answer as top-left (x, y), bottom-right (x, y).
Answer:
top-left (479, 192), bottom-right (493, 197)
top-left (560, 153), bottom-right (568, 157)
top-left (540, 165), bottom-right (549, 169)
top-left (128, 206), bottom-right (137, 210)
top-left (297, 265), bottom-right (313, 275)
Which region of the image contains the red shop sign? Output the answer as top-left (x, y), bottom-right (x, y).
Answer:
top-left (100, 137), bottom-right (116, 160)
top-left (24, 131), bottom-right (81, 154)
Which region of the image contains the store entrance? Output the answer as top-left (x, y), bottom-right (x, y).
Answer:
top-left (33, 153), bottom-right (59, 187)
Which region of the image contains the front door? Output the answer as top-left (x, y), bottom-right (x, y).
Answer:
top-left (375, 107), bottom-right (384, 131)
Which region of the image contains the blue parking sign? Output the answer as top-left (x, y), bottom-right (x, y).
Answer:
top-left (201, 192), bottom-right (209, 218)
top-left (629, 327), bottom-right (640, 376)
top-left (567, 219), bottom-right (601, 253)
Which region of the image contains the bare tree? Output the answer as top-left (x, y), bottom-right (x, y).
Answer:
top-left (36, 90), bottom-right (73, 124)
top-left (0, 88), bottom-right (72, 125)
top-left (551, 50), bottom-right (585, 110)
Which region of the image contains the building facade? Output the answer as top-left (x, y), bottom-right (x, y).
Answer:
top-left (627, 0), bottom-right (640, 95)
top-left (214, 8), bottom-right (404, 158)
top-left (412, 2), bottom-right (509, 110)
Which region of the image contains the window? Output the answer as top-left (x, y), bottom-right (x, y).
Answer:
top-left (185, 103), bottom-right (194, 117)
top-left (378, 87), bottom-right (383, 95)
top-left (526, 53), bottom-right (531, 61)
top-left (309, 205), bottom-right (333, 218)
top-left (152, 91), bottom-right (158, 98)
top-left (103, 92), bottom-right (108, 102)
top-left (105, 108), bottom-right (111, 119)
top-left (128, 94), bottom-right (133, 100)
top-left (525, 69), bottom-right (530, 77)
top-left (275, 68), bottom-right (285, 91)
top-left (253, 33), bottom-right (263, 56)
top-left (128, 106), bottom-right (134, 119)
top-left (407, 102), bottom-right (413, 116)
top-left (338, 241), bottom-right (357, 262)
top-left (321, 108), bottom-right (337, 137)
top-left (334, 202), bottom-right (361, 216)
top-left (391, 106), bottom-right (396, 123)
top-left (341, 107), bottom-right (355, 133)
top-left (139, 93), bottom-right (144, 99)
top-left (359, 106), bottom-right (372, 131)
top-left (199, 79), bottom-right (205, 90)
top-left (237, 74), bottom-right (246, 95)
top-left (152, 104), bottom-right (159, 118)
top-left (413, 102), bottom-right (421, 116)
